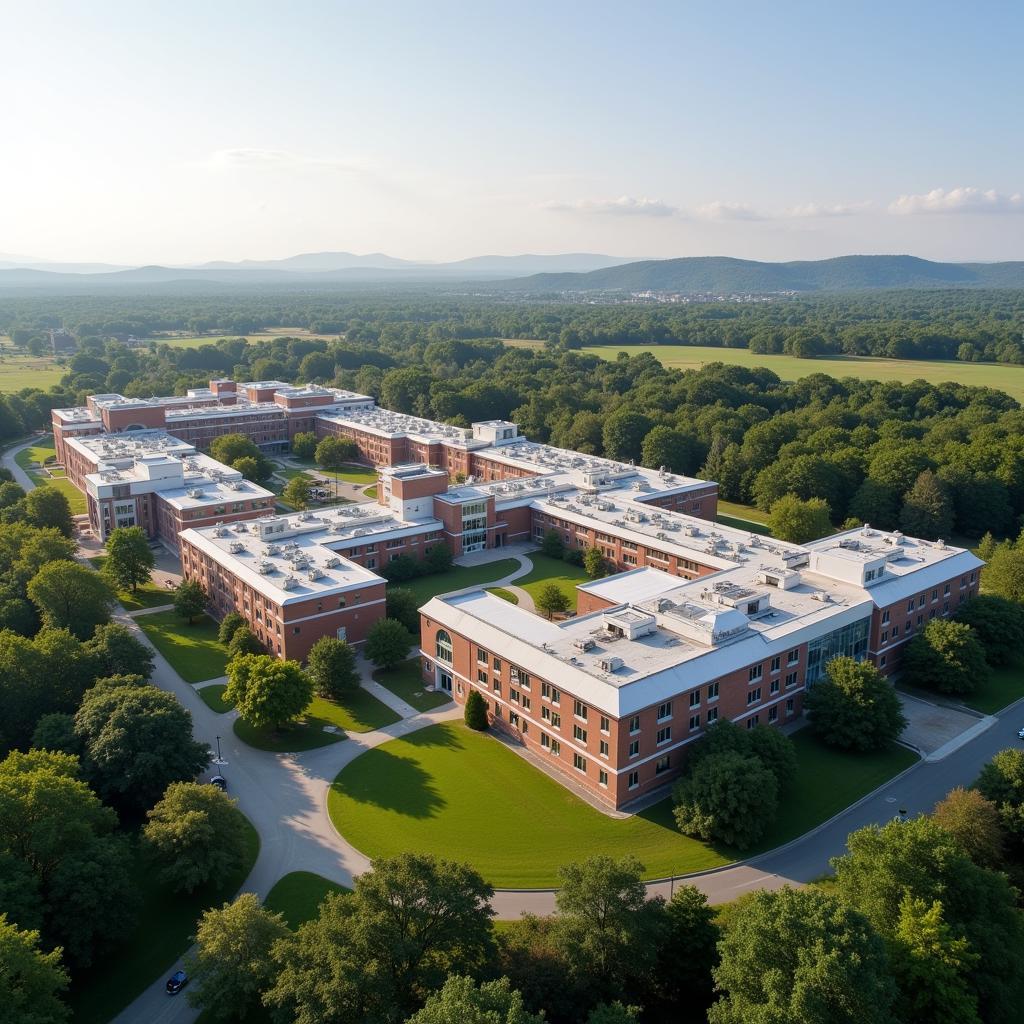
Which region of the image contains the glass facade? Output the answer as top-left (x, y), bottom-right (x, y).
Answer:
top-left (805, 617), bottom-right (870, 686)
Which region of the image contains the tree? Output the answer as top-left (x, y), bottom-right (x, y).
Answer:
top-left (848, 478), bottom-right (900, 530)
top-left (144, 782), bottom-right (250, 893)
top-left (405, 975), bottom-right (544, 1024)
top-left (291, 431), bottom-right (318, 460)
top-left (673, 751), bottom-right (778, 849)
top-left (424, 542), bottom-right (453, 575)
top-left (266, 854), bottom-right (494, 1023)
top-left (900, 470), bottom-right (954, 540)
top-left (685, 719), bottom-right (795, 790)
top-left (534, 583), bottom-right (569, 620)
top-left (84, 622), bottom-right (154, 679)
top-left (976, 748), bottom-right (1024, 853)
top-left (282, 475), bottom-right (311, 509)
top-left (174, 578), bottom-right (208, 624)
top-left (315, 435), bottom-right (359, 471)
top-left (306, 636), bottom-right (359, 699)
top-left (902, 619), bottom-right (988, 695)
top-left (217, 611), bottom-right (246, 645)
top-left (602, 409), bottom-right (652, 462)
top-left (365, 618), bottom-right (413, 669)
top-left (74, 685), bottom-right (210, 814)
top-left (539, 529), bottom-right (564, 560)
top-left (650, 886), bottom-right (719, 1021)
top-left (24, 486), bottom-right (74, 538)
top-left (210, 433), bottom-right (261, 467)
top-left (804, 656), bottom-right (907, 751)
top-left (955, 595), bottom-right (1024, 666)
top-left (640, 425), bottom-right (699, 475)
top-left (767, 493), bottom-right (832, 543)
top-left (833, 817), bottom-right (1024, 1024)
top-left (228, 625), bottom-right (263, 661)
top-left (586, 1004), bottom-right (640, 1024)
top-left (932, 787), bottom-right (1004, 869)
top-left (386, 587), bottom-right (421, 635)
top-left (102, 526), bottom-right (154, 593)
top-left (231, 455), bottom-right (262, 482)
top-left (0, 914), bottom-right (70, 1024)
top-left (583, 547), bottom-right (606, 579)
top-left (983, 545), bottom-right (1024, 603)
top-left (30, 714), bottom-right (78, 756)
top-left (226, 654), bottom-right (313, 733)
top-left (27, 560), bottom-right (114, 640)
top-left (889, 896), bottom-right (981, 1024)
top-left (708, 887), bottom-right (897, 1024)
top-left (464, 689), bottom-right (488, 730)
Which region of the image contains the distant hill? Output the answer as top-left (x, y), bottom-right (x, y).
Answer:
top-left (498, 255), bottom-right (1024, 293)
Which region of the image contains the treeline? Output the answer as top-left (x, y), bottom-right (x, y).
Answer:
top-left (3, 287), bottom-right (1024, 363)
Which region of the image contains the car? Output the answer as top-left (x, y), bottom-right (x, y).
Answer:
top-left (1018, 726), bottom-right (1024, 740)
top-left (166, 970), bottom-right (188, 995)
top-left (209, 775), bottom-right (227, 791)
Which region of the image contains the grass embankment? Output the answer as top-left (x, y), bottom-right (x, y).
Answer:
top-left (137, 611), bottom-right (228, 683)
top-left (516, 553), bottom-right (589, 611)
top-left (330, 722), bottom-right (917, 888)
top-left (960, 657), bottom-right (1024, 715)
top-left (373, 659), bottom-right (452, 712)
top-left (88, 555), bottom-right (172, 611)
top-left (15, 434), bottom-right (87, 514)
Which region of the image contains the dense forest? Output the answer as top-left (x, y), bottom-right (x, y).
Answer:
top-left (2, 286), bottom-right (1024, 362)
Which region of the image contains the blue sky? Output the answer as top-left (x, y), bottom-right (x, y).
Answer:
top-left (3, 0), bottom-right (1022, 264)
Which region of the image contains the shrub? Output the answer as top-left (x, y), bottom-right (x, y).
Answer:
top-left (227, 625), bottom-right (263, 661)
top-left (540, 530), bottom-right (565, 560)
top-left (217, 612), bottom-right (246, 646)
top-left (464, 689), bottom-right (488, 730)
top-left (365, 618), bottom-right (413, 669)
top-left (306, 636), bottom-right (359, 699)
top-left (902, 619), bottom-right (989, 695)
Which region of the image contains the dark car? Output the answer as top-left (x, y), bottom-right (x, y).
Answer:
top-left (209, 775), bottom-right (227, 791)
top-left (166, 970), bottom-right (188, 995)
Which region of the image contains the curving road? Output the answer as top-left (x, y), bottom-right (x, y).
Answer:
top-left (7, 439), bottom-right (1020, 1022)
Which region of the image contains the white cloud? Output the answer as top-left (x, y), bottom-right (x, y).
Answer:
top-left (695, 200), bottom-right (763, 221)
top-left (888, 186), bottom-right (1024, 215)
top-left (542, 195), bottom-right (680, 217)
top-left (783, 201), bottom-right (872, 218)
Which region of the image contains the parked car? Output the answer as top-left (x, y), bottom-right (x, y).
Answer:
top-left (1018, 726), bottom-right (1024, 740)
top-left (209, 775), bottom-right (227, 791)
top-left (166, 970), bottom-right (188, 995)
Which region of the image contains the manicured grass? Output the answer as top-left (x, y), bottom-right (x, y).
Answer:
top-left (517, 553), bottom-right (589, 611)
top-left (716, 500), bottom-right (773, 536)
top-left (36, 475), bottom-right (87, 514)
top-left (396, 558), bottom-right (521, 606)
top-left (137, 610), bottom-right (228, 683)
top-left (233, 693), bottom-right (383, 751)
top-left (142, 329), bottom-right (331, 349)
top-left (88, 555), bottom-right (173, 611)
top-left (290, 458), bottom-right (378, 485)
top-left (363, 484), bottom-right (378, 498)
top-left (373, 659), bottom-right (452, 712)
top-left (319, 688), bottom-right (401, 733)
top-left (234, 711), bottom-right (346, 752)
top-left (16, 437), bottom-right (87, 514)
top-left (0, 356), bottom-right (65, 393)
top-left (488, 587), bottom-right (519, 603)
top-left (264, 871), bottom-right (351, 929)
top-left (198, 683), bottom-right (233, 713)
top-left (15, 437), bottom-right (56, 469)
top-left (66, 819), bottom-right (259, 1024)
top-left (329, 722), bottom-right (917, 888)
top-left (960, 657), bottom-right (1024, 714)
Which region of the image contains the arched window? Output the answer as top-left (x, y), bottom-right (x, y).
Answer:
top-left (435, 630), bottom-right (453, 664)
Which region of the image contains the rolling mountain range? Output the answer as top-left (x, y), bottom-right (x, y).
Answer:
top-left (0, 252), bottom-right (1022, 291)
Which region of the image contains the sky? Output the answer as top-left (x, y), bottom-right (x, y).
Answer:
top-left (2, 0), bottom-right (1023, 266)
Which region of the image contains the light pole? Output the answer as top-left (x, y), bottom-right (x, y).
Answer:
top-left (212, 735), bottom-right (228, 767)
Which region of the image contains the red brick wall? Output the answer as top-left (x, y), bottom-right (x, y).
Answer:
top-left (101, 406), bottom-right (167, 432)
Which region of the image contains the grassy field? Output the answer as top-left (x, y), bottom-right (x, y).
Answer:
top-left (329, 722), bottom-right (917, 887)
top-left (88, 555), bottom-right (172, 610)
top-left (197, 683), bottom-right (233, 713)
top-left (960, 657), bottom-right (1024, 714)
top-left (517, 553), bottom-right (590, 611)
top-left (0, 354), bottom-right (65, 393)
top-left (15, 435), bottom-right (88, 514)
top-left (234, 707), bottom-right (346, 752)
top-left (264, 871), bottom-right (351, 929)
top-left (67, 820), bottom-right (259, 1024)
top-left (488, 587), bottom-right (519, 603)
top-left (289, 457), bottom-right (379, 485)
top-left (373, 659), bottom-right (452, 712)
top-left (142, 328), bottom-right (332, 349)
top-left (717, 499), bottom-right (771, 526)
top-left (396, 558), bottom-right (521, 606)
top-left (137, 610), bottom-right (228, 683)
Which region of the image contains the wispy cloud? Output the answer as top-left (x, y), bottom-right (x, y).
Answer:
top-left (201, 148), bottom-right (378, 176)
top-left (888, 186), bottom-right (1024, 215)
top-left (542, 195), bottom-right (680, 217)
top-left (695, 200), bottom-right (764, 221)
top-left (783, 201), bottom-right (872, 218)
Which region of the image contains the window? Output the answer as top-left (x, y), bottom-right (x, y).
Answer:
top-left (907, 599), bottom-right (915, 613)
top-left (522, 696), bottom-right (531, 711)
top-left (881, 610), bottom-right (890, 625)
top-left (477, 648), bottom-right (488, 665)
top-left (786, 698), bottom-right (794, 716)
top-left (655, 755), bottom-right (671, 775)
top-left (749, 664), bottom-right (763, 682)
top-left (510, 689), bottom-right (520, 705)
top-left (599, 740), bottom-right (609, 758)
top-left (574, 700), bottom-right (588, 721)
top-left (600, 716), bottom-right (610, 733)
top-left (881, 630), bottom-right (888, 644)
top-left (747, 687), bottom-right (762, 705)
top-left (598, 770), bottom-right (608, 787)
top-left (746, 715), bottom-right (760, 729)
top-left (551, 712), bottom-right (561, 729)
top-left (541, 706), bottom-right (550, 722)
top-left (573, 753), bottom-right (587, 774)
top-left (706, 707), bottom-right (719, 725)
top-left (787, 649), bottom-right (800, 665)
top-left (906, 619), bottom-right (912, 632)
top-left (493, 656), bottom-right (502, 672)
top-left (541, 732), bottom-right (550, 749)
top-left (629, 739), bottom-right (640, 758)
top-left (768, 706), bottom-right (778, 723)
top-left (657, 726), bottom-right (672, 745)
top-left (689, 690), bottom-right (700, 708)
top-left (880, 655), bottom-right (887, 667)
top-left (629, 715), bottom-right (641, 733)
top-left (493, 680), bottom-right (501, 695)
top-left (628, 770), bottom-right (639, 790)
top-left (573, 725), bottom-right (587, 744)
top-left (477, 670), bottom-right (487, 685)
top-left (657, 701), bottom-right (673, 721)
top-left (435, 630), bottom-right (453, 664)
top-left (770, 679), bottom-right (780, 695)
top-left (689, 713), bottom-right (700, 731)
top-left (551, 739), bottom-right (561, 756)
top-left (918, 595), bottom-right (925, 608)
top-left (931, 589), bottom-right (938, 602)
top-left (707, 682), bottom-right (719, 702)
top-left (770, 656), bottom-right (781, 673)
top-left (785, 671), bottom-right (798, 688)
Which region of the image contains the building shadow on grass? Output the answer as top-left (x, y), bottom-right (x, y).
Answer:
top-left (401, 721), bottom-right (466, 750)
top-left (332, 750), bottom-right (446, 817)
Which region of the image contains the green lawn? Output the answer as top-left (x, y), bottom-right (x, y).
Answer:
top-left (88, 555), bottom-right (172, 611)
top-left (35, 475), bottom-right (87, 514)
top-left (264, 871), bottom-right (351, 929)
top-left (234, 711), bottom-right (346, 752)
top-left (716, 499), bottom-right (773, 535)
top-left (517, 553), bottom-right (590, 611)
top-left (320, 688), bottom-right (401, 732)
top-left (142, 329), bottom-right (332, 349)
top-left (363, 484), bottom-right (378, 498)
top-left (0, 356), bottom-right (65, 393)
top-left (198, 683), bottom-right (233, 713)
top-left (66, 819), bottom-right (259, 1024)
top-left (16, 436), bottom-right (87, 514)
top-left (488, 587), bottom-right (519, 603)
top-left (329, 722), bottom-right (916, 888)
top-left (137, 610), bottom-right (228, 683)
top-left (373, 659), bottom-right (452, 712)
top-left (15, 437), bottom-right (56, 469)
top-left (396, 558), bottom-right (521, 606)
top-left (960, 658), bottom-right (1024, 714)
top-left (289, 457), bottom-right (379, 485)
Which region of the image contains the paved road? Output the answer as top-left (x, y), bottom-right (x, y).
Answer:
top-left (1, 433), bottom-right (45, 489)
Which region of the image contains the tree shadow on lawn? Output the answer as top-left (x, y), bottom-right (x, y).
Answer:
top-left (635, 796), bottom-right (744, 862)
top-left (332, 750), bottom-right (447, 818)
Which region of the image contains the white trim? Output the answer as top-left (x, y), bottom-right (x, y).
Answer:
top-left (283, 597), bottom-right (386, 625)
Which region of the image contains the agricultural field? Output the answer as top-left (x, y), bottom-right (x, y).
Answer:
top-left (0, 353), bottom-right (65, 392)
top-left (502, 339), bottom-right (1024, 403)
top-left (141, 327), bottom-right (333, 348)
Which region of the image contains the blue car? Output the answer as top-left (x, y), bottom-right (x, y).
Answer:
top-left (166, 970), bottom-right (188, 995)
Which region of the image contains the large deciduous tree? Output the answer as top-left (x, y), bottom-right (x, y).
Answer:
top-left (902, 619), bottom-right (988, 695)
top-left (27, 560), bottom-right (114, 640)
top-left (173, 578), bottom-right (208, 624)
top-left (534, 582), bottom-right (569, 620)
top-left (306, 636), bottom-right (359, 700)
top-left (954, 595), bottom-right (1024, 666)
top-left (226, 654), bottom-right (313, 733)
top-left (767, 493), bottom-right (832, 543)
top-left (405, 976), bottom-right (544, 1024)
top-left (365, 618), bottom-right (413, 670)
top-left (931, 787), bottom-right (1005, 869)
top-left (102, 526), bottom-right (155, 593)
top-left (0, 914), bottom-right (70, 1024)
top-left (899, 470), bottom-right (954, 540)
top-left (84, 622), bottom-right (155, 679)
top-left (24, 486), bottom-right (74, 538)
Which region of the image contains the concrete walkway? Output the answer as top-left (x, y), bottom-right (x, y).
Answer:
top-left (451, 545), bottom-right (538, 611)
top-left (1, 433), bottom-right (46, 490)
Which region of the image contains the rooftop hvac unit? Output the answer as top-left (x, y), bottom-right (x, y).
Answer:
top-left (187, 488), bottom-right (204, 499)
top-left (213, 525), bottom-right (228, 537)
top-left (573, 638), bottom-right (595, 652)
top-left (258, 561), bottom-right (273, 575)
top-left (307, 567), bottom-right (324, 581)
top-left (324, 556), bottom-right (341, 568)
top-left (599, 656), bottom-right (623, 673)
top-left (282, 575), bottom-right (297, 590)
top-left (228, 541), bottom-right (245, 553)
